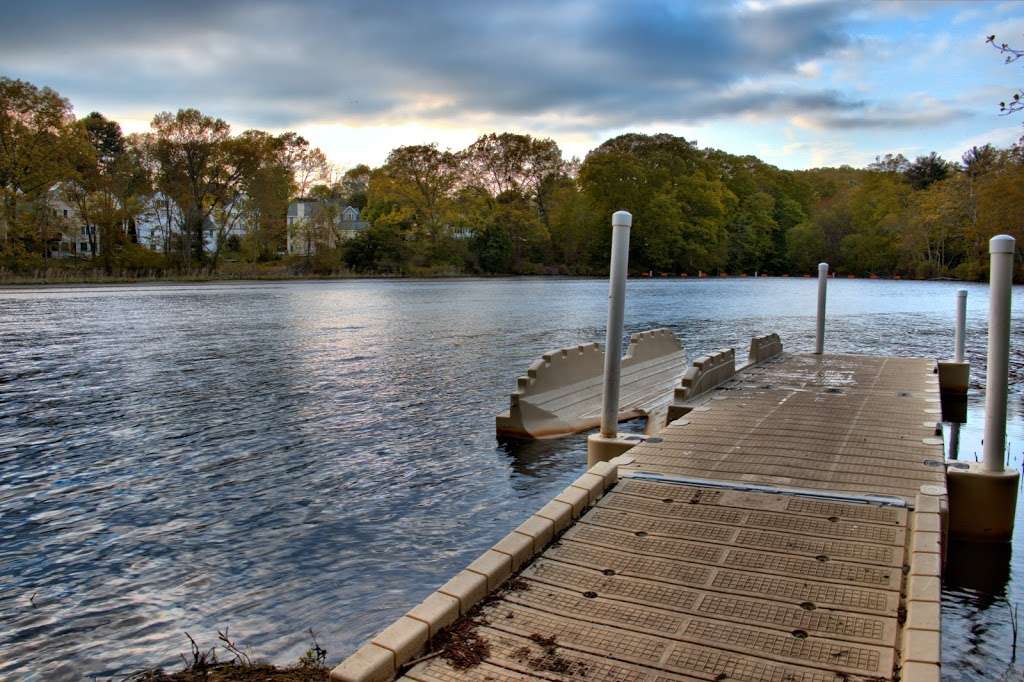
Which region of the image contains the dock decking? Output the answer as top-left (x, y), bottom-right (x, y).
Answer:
top-left (622, 353), bottom-right (946, 501)
top-left (337, 353), bottom-right (948, 682)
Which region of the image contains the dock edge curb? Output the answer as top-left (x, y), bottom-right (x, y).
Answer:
top-left (329, 460), bottom-right (620, 682)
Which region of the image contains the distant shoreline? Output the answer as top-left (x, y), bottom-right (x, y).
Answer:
top-left (0, 272), bottom-right (978, 289)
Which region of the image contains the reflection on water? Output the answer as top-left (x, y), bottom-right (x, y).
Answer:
top-left (941, 391), bottom-right (1024, 681)
top-left (944, 537), bottom-right (1020, 681)
top-left (943, 395), bottom-right (969, 427)
top-left (497, 418), bottom-right (646, 486)
top-left (0, 277), bottom-right (1022, 680)
top-left (497, 436), bottom-right (585, 483)
top-left (948, 422), bottom-right (963, 461)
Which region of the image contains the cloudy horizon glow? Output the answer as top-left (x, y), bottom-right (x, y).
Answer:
top-left (2, 0), bottom-right (1023, 171)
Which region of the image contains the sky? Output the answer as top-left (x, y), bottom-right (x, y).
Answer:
top-left (2, 0), bottom-right (1023, 171)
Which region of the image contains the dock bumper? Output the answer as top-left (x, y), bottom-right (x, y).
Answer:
top-left (586, 432), bottom-right (647, 466)
top-left (946, 462), bottom-right (1019, 542)
top-left (936, 360), bottom-right (969, 394)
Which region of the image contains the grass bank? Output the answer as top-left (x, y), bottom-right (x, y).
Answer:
top-left (0, 260), bottom-right (497, 285)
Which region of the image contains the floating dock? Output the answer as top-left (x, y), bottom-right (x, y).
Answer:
top-left (334, 352), bottom-right (949, 682)
top-left (495, 328), bottom-right (686, 439)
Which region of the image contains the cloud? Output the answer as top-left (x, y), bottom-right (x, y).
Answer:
top-left (0, 0), bottom-right (857, 132)
top-left (3, 0), bottom-right (1010, 172)
top-left (808, 141), bottom-right (872, 168)
top-left (941, 124), bottom-right (1023, 161)
top-left (953, 7), bottom-right (985, 25)
top-left (796, 60), bottom-right (824, 78)
top-left (791, 97), bottom-right (973, 130)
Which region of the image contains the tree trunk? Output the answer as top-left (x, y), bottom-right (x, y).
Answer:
top-left (2, 194), bottom-right (16, 243)
top-left (87, 224), bottom-right (98, 261)
top-left (208, 231), bottom-right (224, 274)
top-left (192, 217), bottom-right (205, 264)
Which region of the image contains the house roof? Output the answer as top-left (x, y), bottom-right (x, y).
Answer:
top-left (287, 199), bottom-right (365, 226)
top-left (286, 198), bottom-right (319, 218)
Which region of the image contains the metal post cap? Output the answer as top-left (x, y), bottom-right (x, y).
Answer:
top-left (990, 234), bottom-right (1016, 254)
top-left (818, 262), bottom-right (829, 272)
top-left (612, 211), bottom-right (633, 228)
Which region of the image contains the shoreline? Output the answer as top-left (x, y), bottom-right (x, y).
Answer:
top-left (0, 272), bottom-right (978, 289)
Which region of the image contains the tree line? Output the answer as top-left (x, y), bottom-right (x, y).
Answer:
top-left (2, 75), bottom-right (1021, 279)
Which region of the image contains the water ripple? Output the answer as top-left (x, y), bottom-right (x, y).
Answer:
top-left (0, 278), bottom-right (1021, 679)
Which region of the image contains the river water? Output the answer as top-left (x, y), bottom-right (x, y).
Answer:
top-left (0, 277), bottom-right (1021, 680)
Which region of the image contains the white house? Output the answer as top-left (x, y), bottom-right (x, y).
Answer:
top-left (135, 193), bottom-right (253, 254)
top-left (133, 192), bottom-right (179, 253)
top-left (46, 188), bottom-right (100, 259)
top-left (446, 225), bottom-right (475, 240)
top-left (286, 199), bottom-right (369, 255)
top-left (31, 186), bottom-right (257, 258)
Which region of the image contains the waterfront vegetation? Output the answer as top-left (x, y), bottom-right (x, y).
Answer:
top-left (127, 629), bottom-right (330, 681)
top-left (2, 75), bottom-right (1023, 283)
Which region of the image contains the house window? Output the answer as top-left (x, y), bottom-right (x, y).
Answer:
top-left (80, 242), bottom-right (90, 252)
top-left (63, 209), bottom-right (68, 218)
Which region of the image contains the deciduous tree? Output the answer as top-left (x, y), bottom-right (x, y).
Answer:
top-left (904, 152), bottom-right (952, 190)
top-left (144, 109), bottom-right (245, 267)
top-left (0, 77), bottom-right (76, 252)
top-left (62, 112), bottom-right (150, 272)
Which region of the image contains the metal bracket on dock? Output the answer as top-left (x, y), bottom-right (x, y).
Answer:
top-left (621, 470), bottom-right (909, 508)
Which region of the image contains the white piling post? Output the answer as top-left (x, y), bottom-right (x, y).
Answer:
top-left (954, 289), bottom-right (967, 363)
top-left (983, 235), bottom-right (1015, 473)
top-left (814, 262), bottom-right (828, 354)
top-left (600, 211), bottom-right (632, 438)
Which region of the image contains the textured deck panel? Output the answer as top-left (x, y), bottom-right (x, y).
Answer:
top-left (406, 626), bottom-right (702, 682)
top-left (401, 480), bottom-right (911, 681)
top-left (621, 354), bottom-right (945, 501)
top-left (387, 354), bottom-right (944, 682)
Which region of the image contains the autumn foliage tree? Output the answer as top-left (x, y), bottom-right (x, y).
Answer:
top-left (0, 77), bottom-right (76, 257)
top-left (2, 75), bottom-right (1022, 281)
top-left (62, 112), bottom-right (150, 272)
